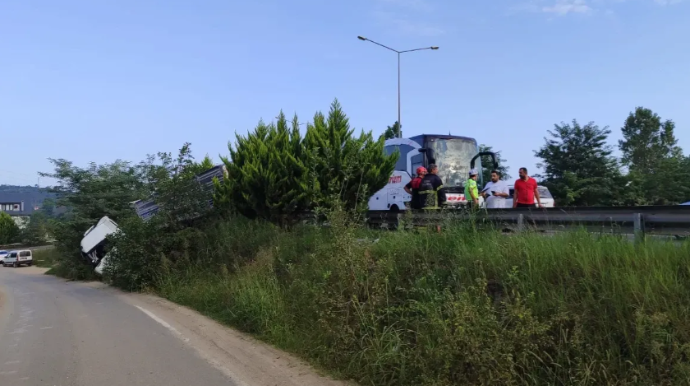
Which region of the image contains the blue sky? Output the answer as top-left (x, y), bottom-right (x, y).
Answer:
top-left (1, 0), bottom-right (689, 186)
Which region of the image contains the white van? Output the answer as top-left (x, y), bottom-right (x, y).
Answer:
top-left (3, 250), bottom-right (33, 267)
top-left (505, 185), bottom-right (555, 208)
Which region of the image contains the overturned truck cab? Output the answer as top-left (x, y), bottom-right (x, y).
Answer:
top-left (80, 216), bottom-right (119, 275)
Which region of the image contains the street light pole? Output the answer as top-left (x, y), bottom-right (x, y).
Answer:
top-left (398, 52), bottom-right (401, 137)
top-left (357, 36), bottom-right (439, 138)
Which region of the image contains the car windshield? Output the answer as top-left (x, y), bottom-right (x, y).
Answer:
top-left (0, 250), bottom-right (7, 254)
top-left (428, 138), bottom-right (480, 189)
top-left (538, 187), bottom-right (553, 198)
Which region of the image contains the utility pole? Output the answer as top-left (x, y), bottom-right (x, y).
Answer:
top-left (357, 36), bottom-right (438, 138)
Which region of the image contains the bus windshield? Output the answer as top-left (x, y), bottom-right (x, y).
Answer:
top-left (428, 138), bottom-right (480, 191)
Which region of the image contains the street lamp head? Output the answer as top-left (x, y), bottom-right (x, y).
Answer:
top-left (430, 46), bottom-right (439, 50)
top-left (357, 36), bottom-right (367, 41)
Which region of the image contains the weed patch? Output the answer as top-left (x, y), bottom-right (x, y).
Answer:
top-left (154, 218), bottom-right (690, 385)
top-left (32, 247), bottom-right (60, 268)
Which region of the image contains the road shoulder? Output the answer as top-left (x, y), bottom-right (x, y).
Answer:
top-left (119, 292), bottom-right (352, 386)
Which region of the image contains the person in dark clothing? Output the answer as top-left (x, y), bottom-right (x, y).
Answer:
top-left (419, 164), bottom-right (446, 209)
top-left (405, 166), bottom-right (427, 209)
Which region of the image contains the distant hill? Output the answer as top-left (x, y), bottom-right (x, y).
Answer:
top-left (0, 185), bottom-right (57, 216)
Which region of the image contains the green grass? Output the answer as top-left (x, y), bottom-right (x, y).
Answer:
top-left (153, 218), bottom-right (690, 386)
top-left (32, 247), bottom-right (61, 268)
top-left (45, 211), bottom-right (690, 384)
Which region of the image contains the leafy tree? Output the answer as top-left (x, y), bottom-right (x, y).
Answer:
top-left (141, 143), bottom-right (215, 225)
top-left (40, 144), bottom-right (212, 280)
top-left (42, 197), bottom-right (57, 217)
top-left (382, 121), bottom-right (400, 140)
top-left (216, 112), bottom-right (313, 223)
top-left (182, 154), bottom-right (215, 177)
top-left (0, 212), bottom-right (20, 244)
top-left (619, 107), bottom-right (682, 172)
top-left (20, 211), bottom-right (51, 245)
top-left (478, 144), bottom-right (510, 183)
top-left (305, 100), bottom-right (397, 211)
top-left (535, 120), bottom-right (625, 206)
top-left (40, 159), bottom-right (148, 225)
top-left (216, 99), bottom-right (397, 223)
top-left (618, 107), bottom-right (689, 204)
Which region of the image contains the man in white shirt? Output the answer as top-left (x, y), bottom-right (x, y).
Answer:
top-left (481, 170), bottom-right (510, 209)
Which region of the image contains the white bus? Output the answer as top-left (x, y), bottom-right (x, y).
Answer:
top-left (368, 134), bottom-right (497, 211)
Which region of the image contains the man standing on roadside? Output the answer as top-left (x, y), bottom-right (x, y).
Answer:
top-left (464, 169), bottom-right (479, 208)
top-left (513, 167), bottom-right (542, 208)
top-left (419, 164), bottom-right (446, 209)
top-left (404, 166), bottom-right (427, 209)
top-left (481, 170), bottom-right (509, 208)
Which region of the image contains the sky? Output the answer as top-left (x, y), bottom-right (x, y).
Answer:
top-left (1, 0), bottom-right (689, 187)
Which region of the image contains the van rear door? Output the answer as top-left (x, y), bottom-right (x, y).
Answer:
top-left (18, 250), bottom-right (32, 262)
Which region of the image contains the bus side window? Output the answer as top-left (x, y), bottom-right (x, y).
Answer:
top-left (387, 144), bottom-right (416, 172)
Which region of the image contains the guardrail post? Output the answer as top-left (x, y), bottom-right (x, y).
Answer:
top-left (633, 213), bottom-right (645, 243)
top-left (517, 214), bottom-right (524, 233)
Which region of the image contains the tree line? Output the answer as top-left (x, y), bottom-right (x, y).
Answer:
top-left (536, 107), bottom-right (690, 206)
top-left (2, 103), bottom-right (687, 247)
top-left (30, 100), bottom-right (396, 280)
top-left (385, 106), bottom-right (689, 206)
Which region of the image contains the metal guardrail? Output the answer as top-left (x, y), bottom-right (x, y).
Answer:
top-left (365, 206), bottom-right (690, 239)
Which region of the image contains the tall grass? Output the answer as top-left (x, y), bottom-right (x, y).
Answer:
top-left (32, 247), bottom-right (60, 268)
top-left (155, 214), bottom-right (690, 386)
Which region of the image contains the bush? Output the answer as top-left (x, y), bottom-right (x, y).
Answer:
top-left (32, 247), bottom-right (61, 268)
top-left (44, 219), bottom-right (100, 281)
top-left (0, 212), bottom-right (20, 244)
top-left (215, 100), bottom-right (397, 224)
top-left (106, 214), bottom-right (279, 291)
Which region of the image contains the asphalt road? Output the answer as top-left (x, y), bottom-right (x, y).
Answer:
top-left (0, 267), bottom-right (235, 386)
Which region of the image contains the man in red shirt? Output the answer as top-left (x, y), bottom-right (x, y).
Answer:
top-left (513, 167), bottom-right (542, 208)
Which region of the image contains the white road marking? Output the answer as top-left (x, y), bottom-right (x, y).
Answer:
top-left (131, 305), bottom-right (250, 386)
top-left (40, 326), bottom-right (53, 330)
top-left (4, 360), bottom-right (20, 365)
top-left (0, 370), bottom-right (17, 375)
top-left (134, 306), bottom-right (189, 342)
